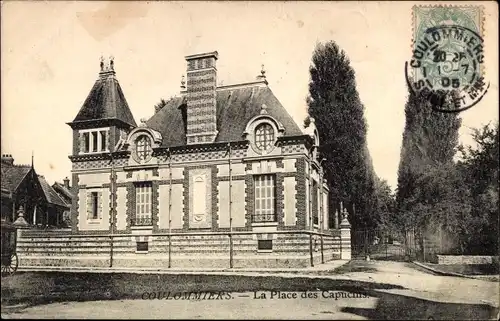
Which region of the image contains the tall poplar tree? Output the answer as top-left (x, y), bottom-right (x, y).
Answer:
top-left (396, 88), bottom-right (462, 232)
top-left (306, 41), bottom-right (376, 231)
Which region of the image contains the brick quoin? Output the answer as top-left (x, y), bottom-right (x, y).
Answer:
top-left (70, 173), bottom-right (80, 234)
top-left (295, 157), bottom-right (307, 229)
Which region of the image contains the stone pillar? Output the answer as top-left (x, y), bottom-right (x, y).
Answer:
top-left (340, 209), bottom-right (351, 260)
top-left (13, 205), bottom-right (30, 227)
top-left (14, 206), bottom-right (30, 265)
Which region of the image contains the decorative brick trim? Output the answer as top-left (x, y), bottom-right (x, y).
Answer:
top-left (182, 168), bottom-right (189, 231)
top-left (211, 165), bottom-right (218, 230)
top-left (295, 157), bottom-right (307, 229)
top-left (276, 173), bottom-right (285, 228)
top-left (71, 173), bottom-right (80, 233)
top-left (156, 179), bottom-right (184, 185)
top-left (245, 174), bottom-right (254, 229)
top-left (152, 181), bottom-right (159, 232)
top-left (125, 183), bottom-right (134, 233)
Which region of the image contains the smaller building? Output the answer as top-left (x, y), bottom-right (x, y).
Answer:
top-left (52, 178), bottom-right (74, 227)
top-left (0, 154), bottom-right (70, 227)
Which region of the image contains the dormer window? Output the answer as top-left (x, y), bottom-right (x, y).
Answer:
top-left (135, 135), bottom-right (152, 161)
top-left (80, 128), bottom-right (109, 154)
top-left (255, 123), bottom-right (275, 152)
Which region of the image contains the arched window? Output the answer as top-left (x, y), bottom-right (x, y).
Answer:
top-left (135, 135), bottom-right (152, 161)
top-left (255, 123), bottom-right (275, 152)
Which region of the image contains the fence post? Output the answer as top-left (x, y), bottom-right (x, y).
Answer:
top-left (109, 235), bottom-right (114, 268)
top-left (309, 234), bottom-right (314, 267)
top-left (340, 216), bottom-right (351, 260)
top-left (168, 235), bottom-right (172, 268)
top-left (229, 233), bottom-right (234, 269)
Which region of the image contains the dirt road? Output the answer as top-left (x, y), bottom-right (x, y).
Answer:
top-left (2, 261), bottom-right (498, 319)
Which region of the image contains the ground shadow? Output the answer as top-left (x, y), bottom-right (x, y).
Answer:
top-left (2, 271), bottom-right (402, 308)
top-left (340, 288), bottom-right (499, 320)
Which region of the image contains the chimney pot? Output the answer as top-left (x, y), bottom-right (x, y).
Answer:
top-left (1, 154), bottom-right (14, 165)
top-left (63, 177), bottom-right (70, 189)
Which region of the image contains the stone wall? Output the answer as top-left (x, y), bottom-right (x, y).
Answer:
top-left (437, 255), bottom-right (499, 265)
top-left (16, 229), bottom-right (345, 269)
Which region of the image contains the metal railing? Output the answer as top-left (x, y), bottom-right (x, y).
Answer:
top-left (130, 216), bottom-right (152, 226)
top-left (252, 214), bottom-right (277, 223)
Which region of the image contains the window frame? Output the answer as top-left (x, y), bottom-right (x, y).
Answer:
top-left (91, 191), bottom-right (99, 220)
top-left (254, 123), bottom-right (275, 152)
top-left (257, 239), bottom-right (273, 251)
top-left (136, 241), bottom-right (149, 253)
top-left (86, 189), bottom-right (102, 222)
top-left (134, 182), bottom-right (153, 226)
top-left (253, 174), bottom-right (276, 223)
top-left (135, 135), bottom-right (153, 162)
top-left (80, 127), bottom-right (110, 155)
top-left (312, 180), bottom-right (319, 226)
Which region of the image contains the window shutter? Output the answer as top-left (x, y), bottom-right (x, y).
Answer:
top-left (86, 192), bottom-right (92, 220)
top-left (98, 192), bottom-right (103, 219)
top-left (79, 133), bottom-right (85, 154)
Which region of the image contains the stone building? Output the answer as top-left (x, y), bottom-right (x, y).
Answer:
top-left (28, 51), bottom-right (349, 268)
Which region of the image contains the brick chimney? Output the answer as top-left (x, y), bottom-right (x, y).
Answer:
top-left (63, 177), bottom-right (70, 189)
top-left (1, 154), bottom-right (14, 165)
top-left (185, 51), bottom-right (218, 144)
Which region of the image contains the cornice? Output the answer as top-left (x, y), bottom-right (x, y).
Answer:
top-left (153, 140), bottom-right (249, 156)
top-left (69, 151), bottom-right (130, 162)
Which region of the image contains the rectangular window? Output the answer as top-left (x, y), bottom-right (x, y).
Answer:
top-left (312, 180), bottom-right (319, 225)
top-left (100, 130), bottom-right (107, 151)
top-left (258, 240), bottom-right (273, 251)
top-left (91, 132), bottom-right (98, 152)
top-left (135, 182), bottom-right (152, 226)
top-left (253, 174), bottom-right (276, 223)
top-left (91, 192), bottom-right (99, 219)
top-left (80, 129), bottom-right (109, 154)
top-left (83, 132), bottom-right (90, 153)
top-left (136, 242), bottom-right (149, 252)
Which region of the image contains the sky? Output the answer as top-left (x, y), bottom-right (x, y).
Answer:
top-left (1, 1), bottom-right (498, 191)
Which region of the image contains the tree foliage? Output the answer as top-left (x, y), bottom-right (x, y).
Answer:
top-left (154, 98), bottom-right (168, 113)
top-left (306, 41), bottom-right (376, 230)
top-left (396, 89), bottom-right (462, 231)
top-left (395, 85), bottom-right (498, 255)
top-left (456, 122), bottom-right (499, 254)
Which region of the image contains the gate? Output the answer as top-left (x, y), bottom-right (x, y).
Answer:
top-left (351, 229), bottom-right (418, 261)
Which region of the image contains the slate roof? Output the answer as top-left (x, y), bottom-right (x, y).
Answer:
top-left (146, 84), bottom-right (304, 147)
top-left (52, 182), bottom-right (73, 202)
top-left (38, 176), bottom-right (69, 209)
top-left (71, 73), bottom-right (137, 127)
top-left (0, 164), bottom-right (32, 193)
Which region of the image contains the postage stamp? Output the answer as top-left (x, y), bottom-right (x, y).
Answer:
top-left (406, 5), bottom-right (489, 113)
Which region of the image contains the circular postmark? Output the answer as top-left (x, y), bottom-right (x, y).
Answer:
top-left (405, 24), bottom-right (489, 113)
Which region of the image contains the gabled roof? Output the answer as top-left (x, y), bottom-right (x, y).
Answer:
top-left (0, 164), bottom-right (32, 193)
top-left (146, 84), bottom-right (304, 147)
top-left (38, 176), bottom-right (69, 209)
top-left (71, 72), bottom-right (137, 127)
top-left (52, 182), bottom-right (73, 201)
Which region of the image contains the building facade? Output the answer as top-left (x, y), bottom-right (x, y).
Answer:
top-left (39, 51), bottom-right (348, 268)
